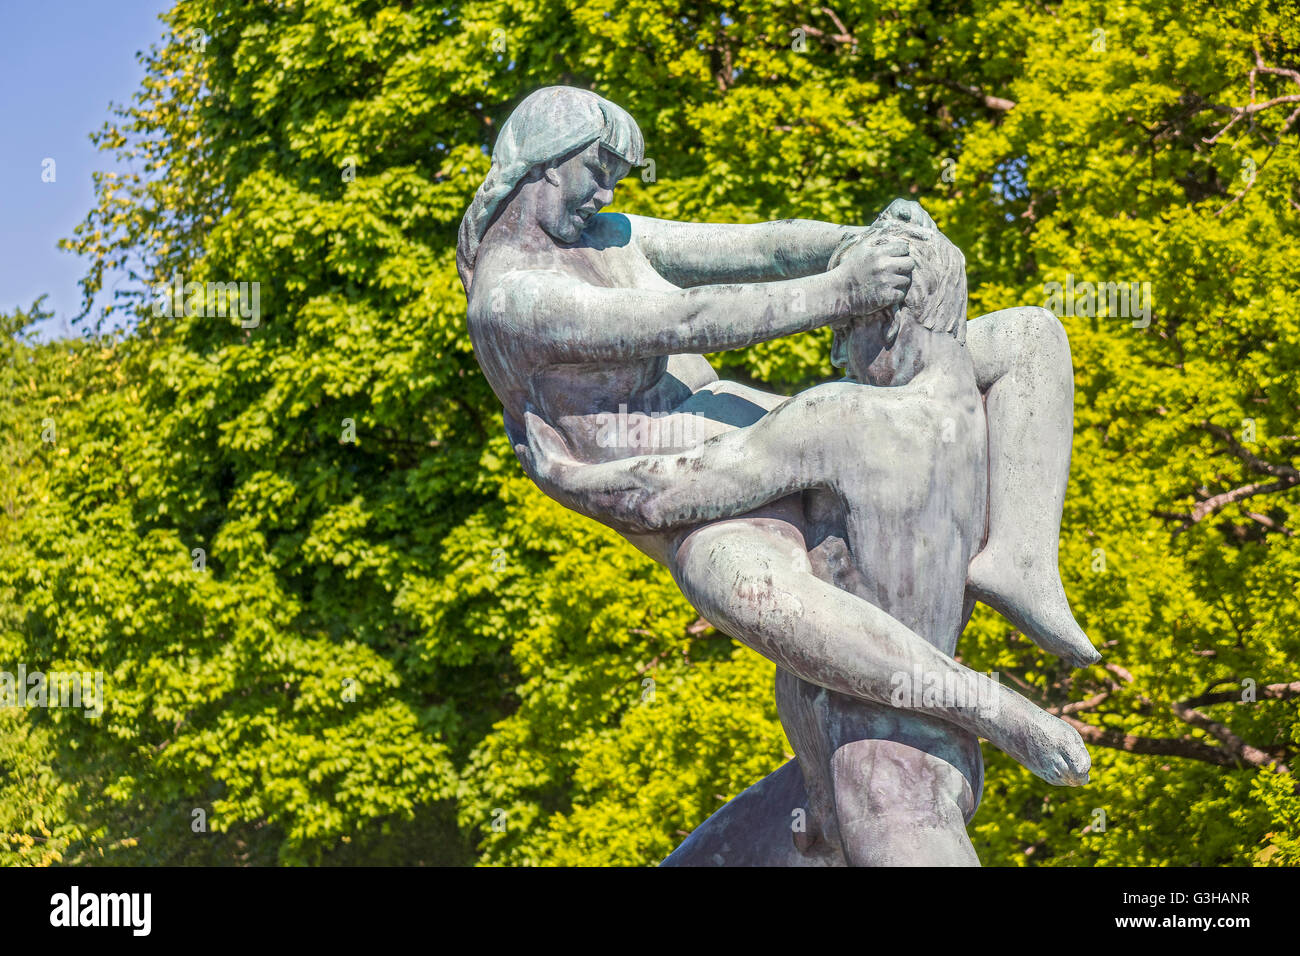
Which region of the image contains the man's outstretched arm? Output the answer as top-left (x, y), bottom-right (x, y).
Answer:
top-left (489, 237), bottom-right (912, 366)
top-left (626, 199), bottom-right (936, 287)
top-left (628, 216), bottom-right (861, 286)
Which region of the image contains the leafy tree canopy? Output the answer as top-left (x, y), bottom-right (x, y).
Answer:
top-left (3, 0), bottom-right (1298, 865)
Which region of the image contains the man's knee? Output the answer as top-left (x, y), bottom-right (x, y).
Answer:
top-left (677, 525), bottom-right (811, 585)
top-left (672, 525), bottom-right (813, 632)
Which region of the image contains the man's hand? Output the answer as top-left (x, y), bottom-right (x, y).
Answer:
top-left (831, 235), bottom-right (916, 317)
top-left (517, 411), bottom-right (665, 534)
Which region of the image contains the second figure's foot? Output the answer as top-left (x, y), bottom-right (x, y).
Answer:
top-left (967, 545), bottom-right (1101, 668)
top-left (987, 687), bottom-right (1093, 787)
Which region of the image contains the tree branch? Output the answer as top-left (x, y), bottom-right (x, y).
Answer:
top-left (1181, 680), bottom-right (1300, 708)
top-left (1154, 422), bottom-right (1299, 531)
top-left (1062, 716), bottom-right (1238, 766)
top-left (1170, 700), bottom-right (1287, 771)
top-left (1191, 477), bottom-right (1298, 524)
top-left (1203, 50), bottom-right (1300, 146)
top-left (798, 11), bottom-right (1016, 113)
top-left (1199, 422), bottom-right (1300, 479)
top-left (1051, 667), bottom-right (1295, 771)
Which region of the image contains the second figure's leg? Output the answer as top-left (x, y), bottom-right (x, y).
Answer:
top-left (965, 306), bottom-right (1101, 667)
top-left (669, 512), bottom-right (1090, 787)
top-left (775, 667), bottom-right (984, 866)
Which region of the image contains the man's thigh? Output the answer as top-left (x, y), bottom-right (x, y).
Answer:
top-left (777, 675), bottom-right (984, 856)
top-left (831, 737), bottom-right (981, 866)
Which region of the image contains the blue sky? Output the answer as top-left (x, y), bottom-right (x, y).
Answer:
top-left (1, 0), bottom-right (172, 339)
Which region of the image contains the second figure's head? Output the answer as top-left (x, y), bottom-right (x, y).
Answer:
top-left (830, 204), bottom-right (967, 383)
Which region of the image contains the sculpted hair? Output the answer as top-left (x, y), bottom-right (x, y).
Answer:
top-left (456, 86), bottom-right (645, 293)
top-left (899, 218), bottom-right (967, 344)
top-left (830, 213), bottom-right (968, 345)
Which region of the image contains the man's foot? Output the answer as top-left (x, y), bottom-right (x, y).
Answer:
top-left (967, 545), bottom-right (1101, 668)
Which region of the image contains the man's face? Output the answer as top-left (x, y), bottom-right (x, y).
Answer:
top-left (536, 141), bottom-right (633, 243)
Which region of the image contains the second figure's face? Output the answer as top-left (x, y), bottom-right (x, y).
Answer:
top-left (831, 315), bottom-right (892, 382)
top-left (536, 141), bottom-right (632, 243)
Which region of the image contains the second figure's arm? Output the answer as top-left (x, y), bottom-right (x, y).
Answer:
top-left (519, 381), bottom-right (871, 536)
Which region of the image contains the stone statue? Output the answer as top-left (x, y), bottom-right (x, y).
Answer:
top-left (458, 86), bottom-right (1099, 866)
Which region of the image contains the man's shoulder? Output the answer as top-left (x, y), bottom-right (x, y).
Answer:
top-left (468, 266), bottom-right (578, 320)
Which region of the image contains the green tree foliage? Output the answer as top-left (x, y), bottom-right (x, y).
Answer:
top-left (3, 0), bottom-right (1297, 865)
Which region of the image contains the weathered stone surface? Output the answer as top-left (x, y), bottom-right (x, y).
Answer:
top-left (458, 86), bottom-right (1097, 866)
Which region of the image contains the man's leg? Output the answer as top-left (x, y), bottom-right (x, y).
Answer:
top-left (831, 738), bottom-right (981, 866)
top-left (776, 666), bottom-right (984, 866)
top-left (965, 306), bottom-right (1101, 667)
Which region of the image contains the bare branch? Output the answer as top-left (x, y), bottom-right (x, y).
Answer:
top-left (1241, 508), bottom-right (1295, 536)
top-left (1103, 662), bottom-right (1131, 683)
top-left (939, 79), bottom-right (1016, 112)
top-left (1056, 666), bottom-right (1295, 771)
top-left (1200, 422), bottom-right (1300, 479)
top-left (1063, 716), bottom-right (1237, 766)
top-left (796, 23), bottom-right (854, 45)
top-left (1170, 700), bottom-right (1287, 771)
top-left (1050, 691), bottom-right (1110, 715)
top-left (821, 5), bottom-right (852, 39)
top-left (798, 11), bottom-right (1016, 113)
top-left (1192, 477), bottom-right (1298, 524)
top-left (1204, 54), bottom-right (1300, 145)
top-left (1154, 422), bottom-right (1299, 530)
top-left (1181, 680), bottom-right (1300, 708)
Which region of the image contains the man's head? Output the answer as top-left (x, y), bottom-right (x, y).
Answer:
top-left (457, 87), bottom-right (644, 289)
top-left (830, 209), bottom-right (968, 383)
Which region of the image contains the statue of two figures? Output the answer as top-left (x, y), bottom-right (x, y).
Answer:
top-left (458, 87), bottom-right (1100, 866)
